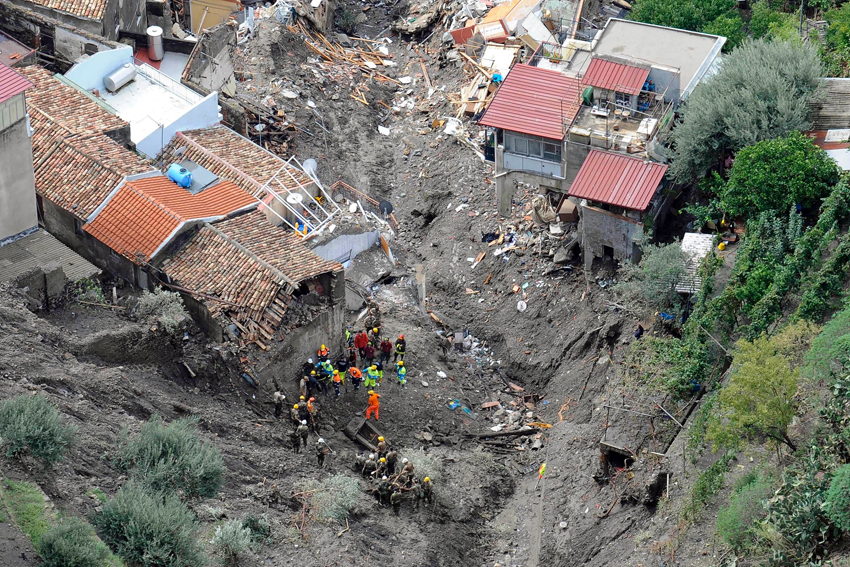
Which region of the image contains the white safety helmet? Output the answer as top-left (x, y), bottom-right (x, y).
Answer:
top-left (402, 458), bottom-right (409, 464)
top-left (308, 358), bottom-right (313, 364)
top-left (382, 476), bottom-right (388, 480)
top-left (369, 454), bottom-right (375, 459)
top-left (318, 438), bottom-right (325, 443)
top-left (301, 420), bottom-right (307, 425)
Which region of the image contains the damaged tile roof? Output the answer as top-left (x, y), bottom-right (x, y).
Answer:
top-left (18, 66), bottom-right (127, 148)
top-left (582, 57), bottom-right (650, 96)
top-left (157, 126), bottom-right (313, 194)
top-left (568, 149), bottom-right (668, 211)
top-left (162, 210), bottom-right (342, 339)
top-left (24, 0), bottom-right (106, 21)
top-left (0, 61), bottom-right (33, 105)
top-left (478, 64), bottom-right (582, 140)
top-left (34, 134), bottom-right (154, 218)
top-left (84, 175), bottom-right (258, 262)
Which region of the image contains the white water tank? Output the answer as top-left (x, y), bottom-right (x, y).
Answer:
top-left (147, 26), bottom-right (164, 61)
top-left (104, 63), bottom-right (137, 92)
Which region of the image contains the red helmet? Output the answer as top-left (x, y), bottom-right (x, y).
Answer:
top-left (399, 334), bottom-right (404, 340)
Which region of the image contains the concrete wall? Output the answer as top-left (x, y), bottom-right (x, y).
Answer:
top-left (0, 108), bottom-right (38, 241)
top-left (41, 198), bottom-right (138, 283)
top-left (182, 23), bottom-right (236, 96)
top-left (580, 203), bottom-right (644, 269)
top-left (135, 90), bottom-right (220, 157)
top-left (255, 299), bottom-right (346, 390)
top-left (55, 26), bottom-right (113, 61)
top-left (65, 44), bottom-right (133, 91)
top-left (311, 230), bottom-right (380, 266)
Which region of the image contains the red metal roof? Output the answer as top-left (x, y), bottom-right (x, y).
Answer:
top-left (478, 64), bottom-right (582, 140)
top-left (568, 150), bottom-right (667, 211)
top-left (582, 58), bottom-right (650, 96)
top-left (0, 61), bottom-right (33, 105)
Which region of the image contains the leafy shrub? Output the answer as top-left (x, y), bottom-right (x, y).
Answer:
top-left (0, 395), bottom-right (76, 465)
top-left (95, 482), bottom-right (205, 567)
top-left (241, 515), bottom-right (271, 544)
top-left (805, 305), bottom-right (850, 380)
top-left (211, 520), bottom-right (254, 565)
top-left (613, 241), bottom-right (688, 319)
top-left (717, 472), bottom-right (773, 551)
top-left (312, 476), bottom-right (360, 523)
top-left (336, 7), bottom-right (356, 34)
top-left (39, 517), bottom-right (108, 567)
top-left (626, 336), bottom-right (709, 398)
top-left (72, 278), bottom-right (106, 304)
top-left (826, 464), bottom-right (850, 531)
top-left (117, 415), bottom-right (224, 499)
top-left (135, 288), bottom-right (187, 332)
top-left (795, 231), bottom-right (850, 322)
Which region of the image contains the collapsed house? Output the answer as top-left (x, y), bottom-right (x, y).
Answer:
top-left (20, 65), bottom-right (349, 381)
top-left (478, 18), bottom-right (725, 265)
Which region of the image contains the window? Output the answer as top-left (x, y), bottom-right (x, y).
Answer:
top-left (505, 131), bottom-right (562, 163)
top-left (74, 218), bottom-right (83, 236)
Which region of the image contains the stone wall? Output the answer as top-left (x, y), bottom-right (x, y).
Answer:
top-left (580, 203), bottom-right (644, 269)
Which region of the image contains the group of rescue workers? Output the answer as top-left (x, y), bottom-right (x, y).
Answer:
top-left (270, 318), bottom-right (434, 514)
top-left (354, 436), bottom-right (434, 514)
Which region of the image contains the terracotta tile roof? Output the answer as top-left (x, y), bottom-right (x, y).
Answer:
top-left (18, 66), bottom-right (127, 146)
top-left (162, 210), bottom-right (342, 335)
top-left (478, 64), bottom-right (582, 140)
top-left (84, 175), bottom-right (258, 261)
top-left (34, 134), bottom-right (154, 218)
top-left (0, 61), bottom-right (33, 105)
top-left (157, 126), bottom-right (312, 194)
top-left (582, 57), bottom-right (650, 96)
top-left (568, 149), bottom-right (667, 211)
top-left (25, 0), bottom-right (106, 20)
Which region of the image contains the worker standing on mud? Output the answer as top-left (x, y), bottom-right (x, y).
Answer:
top-left (298, 401), bottom-right (310, 423)
top-left (364, 341), bottom-right (376, 366)
top-left (291, 404), bottom-right (301, 424)
top-left (379, 337), bottom-right (393, 364)
top-left (394, 335), bottom-right (406, 363)
top-left (307, 397), bottom-right (319, 430)
top-left (396, 361), bottom-right (407, 387)
top-left (368, 326), bottom-right (381, 344)
top-left (376, 436), bottom-right (388, 458)
top-left (355, 330), bottom-right (369, 359)
top-left (296, 420), bottom-right (309, 451)
top-left (366, 390), bottom-right (381, 421)
top-left (336, 353), bottom-right (349, 376)
top-left (332, 370), bottom-right (342, 397)
top-left (316, 437), bottom-right (330, 468)
top-left (273, 390), bottom-right (286, 418)
top-left (385, 449), bottom-right (398, 474)
top-left (364, 365), bottom-right (379, 390)
top-left (375, 361), bottom-right (384, 384)
top-left (363, 453), bottom-right (378, 477)
top-left (391, 487), bottom-right (403, 515)
top-left (299, 376), bottom-right (308, 398)
top-left (308, 370), bottom-right (323, 396)
top-left (348, 366), bottom-right (362, 391)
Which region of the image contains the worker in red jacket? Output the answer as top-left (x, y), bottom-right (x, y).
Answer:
top-left (355, 331), bottom-right (369, 358)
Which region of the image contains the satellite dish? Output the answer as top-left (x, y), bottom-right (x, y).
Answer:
top-left (379, 200), bottom-right (394, 215)
top-left (302, 158), bottom-right (318, 176)
top-left (286, 193), bottom-right (304, 205)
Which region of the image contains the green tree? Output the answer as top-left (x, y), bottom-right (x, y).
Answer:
top-left (719, 132), bottom-right (839, 218)
top-left (804, 305), bottom-right (850, 380)
top-left (670, 40), bottom-right (823, 183)
top-left (827, 464), bottom-right (850, 531)
top-left (826, 3), bottom-right (850, 50)
top-left (629, 0), bottom-right (735, 36)
top-left (708, 333), bottom-right (799, 450)
top-left (613, 241), bottom-right (688, 319)
top-left (704, 14), bottom-right (747, 50)
top-left (749, 1), bottom-right (801, 41)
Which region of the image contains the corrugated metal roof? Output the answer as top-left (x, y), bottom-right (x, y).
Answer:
top-left (582, 57), bottom-right (649, 96)
top-left (568, 149), bottom-right (667, 211)
top-left (0, 61), bottom-right (33, 105)
top-left (478, 64), bottom-right (581, 140)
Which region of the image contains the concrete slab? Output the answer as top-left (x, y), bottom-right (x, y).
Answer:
top-left (0, 229), bottom-right (99, 283)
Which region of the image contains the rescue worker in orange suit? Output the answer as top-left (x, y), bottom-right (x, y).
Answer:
top-left (317, 344), bottom-right (330, 362)
top-left (366, 390), bottom-right (381, 421)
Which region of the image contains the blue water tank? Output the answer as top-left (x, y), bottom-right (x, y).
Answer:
top-left (167, 164), bottom-right (192, 188)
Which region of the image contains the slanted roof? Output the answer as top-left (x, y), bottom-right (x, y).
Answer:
top-left (0, 61), bottom-right (33, 104)
top-left (25, 0), bottom-right (106, 21)
top-left (18, 66), bottom-right (127, 148)
top-left (478, 63), bottom-right (581, 140)
top-left (34, 134), bottom-right (154, 218)
top-left (157, 126), bottom-right (312, 194)
top-left (582, 57), bottom-right (650, 96)
top-left (161, 210), bottom-right (342, 333)
top-left (83, 175), bottom-right (257, 261)
top-left (568, 149), bottom-right (667, 211)
top-left (810, 79), bottom-right (850, 131)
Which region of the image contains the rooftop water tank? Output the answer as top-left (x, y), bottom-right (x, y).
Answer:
top-left (168, 164), bottom-right (193, 188)
top-left (104, 64), bottom-right (136, 92)
top-left (147, 26), bottom-right (164, 61)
